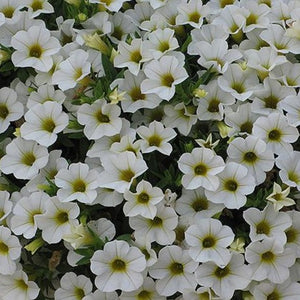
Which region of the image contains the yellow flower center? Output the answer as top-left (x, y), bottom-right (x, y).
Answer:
top-left (74, 287), bottom-right (85, 300)
top-left (148, 135), bottom-right (162, 147)
top-left (0, 104), bottom-right (9, 119)
top-left (194, 164), bottom-right (208, 176)
top-left (16, 279), bottom-right (28, 291)
top-left (243, 151), bottom-right (257, 163)
top-left (191, 198), bottom-right (208, 211)
top-left (268, 129), bottom-right (281, 141)
top-left (2, 6), bottom-right (14, 18)
top-left (72, 179), bottom-right (87, 193)
top-left (224, 179), bottom-right (238, 192)
top-left (0, 241), bottom-right (9, 254)
top-left (120, 169), bottom-right (135, 182)
top-left (29, 44), bottom-right (43, 58)
top-left (137, 290), bottom-right (152, 300)
top-left (161, 73), bottom-right (175, 88)
top-left (286, 228), bottom-right (297, 243)
top-left (189, 11), bottom-right (201, 23)
top-left (21, 152), bottom-right (36, 167)
top-left (95, 110), bottom-right (110, 123)
top-left (129, 87), bottom-right (145, 101)
top-left (130, 50), bottom-right (142, 63)
top-left (169, 262), bottom-right (184, 275)
top-left (214, 266), bottom-right (230, 278)
top-left (256, 220), bottom-right (270, 235)
top-left (202, 236), bottom-right (216, 248)
top-left (31, 0), bottom-right (43, 11)
top-left (41, 118), bottom-right (56, 133)
top-left (240, 121), bottom-right (253, 134)
top-left (261, 251), bottom-right (275, 262)
top-left (208, 99), bottom-right (220, 113)
top-left (111, 258), bottom-right (126, 271)
top-left (158, 41), bottom-right (170, 52)
top-left (137, 192), bottom-right (150, 204)
top-left (55, 211), bottom-right (69, 225)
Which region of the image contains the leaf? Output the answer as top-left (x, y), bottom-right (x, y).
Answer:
top-left (116, 234), bottom-right (132, 242)
top-left (0, 61), bottom-right (14, 72)
top-left (102, 53), bottom-right (117, 82)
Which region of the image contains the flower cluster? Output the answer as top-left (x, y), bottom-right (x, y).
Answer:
top-left (0, 0), bottom-right (300, 299)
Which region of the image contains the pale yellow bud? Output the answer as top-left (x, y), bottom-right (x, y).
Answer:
top-left (0, 50), bottom-right (10, 64)
top-left (78, 13), bottom-right (87, 22)
top-left (109, 88), bottom-right (127, 104)
top-left (13, 128), bottom-right (21, 137)
top-left (24, 237), bottom-right (45, 255)
top-left (64, 0), bottom-right (80, 6)
top-left (193, 88), bottom-right (208, 98)
top-left (217, 121), bottom-right (231, 138)
top-left (230, 237), bottom-right (245, 253)
top-left (239, 61), bottom-right (248, 70)
top-left (84, 33), bottom-right (111, 55)
top-left (286, 21), bottom-right (300, 40)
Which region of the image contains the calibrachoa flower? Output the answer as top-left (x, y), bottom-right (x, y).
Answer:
top-left (185, 217), bottom-right (234, 267)
top-left (178, 147), bottom-right (225, 191)
top-left (205, 162), bottom-right (256, 209)
top-left (136, 120), bottom-right (177, 155)
top-left (90, 240), bottom-right (146, 292)
top-left (0, 269), bottom-right (40, 300)
top-left (141, 54), bottom-right (188, 101)
top-left (35, 196), bottom-right (79, 244)
top-left (99, 151), bottom-right (148, 193)
top-left (54, 272), bottom-right (93, 300)
top-left (149, 245), bottom-right (198, 296)
top-left (123, 179), bottom-right (164, 219)
top-left (195, 253), bottom-right (251, 299)
top-left (20, 101), bottom-right (69, 147)
top-left (245, 238), bottom-right (296, 284)
top-left (243, 203), bottom-right (292, 244)
top-left (0, 226), bottom-right (21, 275)
top-left (11, 25), bottom-right (61, 72)
top-left (77, 98), bottom-right (122, 140)
top-left (55, 162), bottom-right (100, 204)
top-left (0, 87), bottom-right (23, 134)
top-left (0, 137), bottom-right (49, 180)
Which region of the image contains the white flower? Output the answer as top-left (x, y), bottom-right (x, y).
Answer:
top-left (243, 204), bottom-right (292, 244)
top-left (114, 38), bottom-right (143, 75)
top-left (266, 182), bottom-right (295, 211)
top-left (185, 217), bottom-right (234, 267)
top-left (0, 269), bottom-right (40, 300)
top-left (99, 151), bottom-right (148, 193)
top-left (9, 191), bottom-right (49, 239)
top-left (178, 147), bottom-right (225, 191)
top-left (285, 211), bottom-right (300, 257)
top-left (276, 151), bottom-right (300, 191)
top-left (245, 238), bottom-right (296, 283)
top-left (54, 272), bottom-right (93, 300)
top-left (26, 84), bottom-right (66, 109)
top-left (175, 187), bottom-right (224, 223)
top-left (218, 64), bottom-right (259, 101)
top-left (193, 39), bottom-right (242, 74)
top-left (176, 0), bottom-right (209, 29)
top-left (90, 240), bottom-right (146, 292)
top-left (77, 99), bottom-right (122, 140)
top-left (141, 54), bottom-right (188, 101)
top-left (280, 93), bottom-right (300, 126)
top-left (0, 226), bottom-right (21, 275)
top-left (35, 196), bottom-right (79, 244)
top-left (129, 203), bottom-right (178, 245)
top-left (55, 162), bottom-right (100, 204)
top-left (137, 121), bottom-right (176, 155)
top-left (163, 103), bottom-right (198, 136)
top-left (253, 280), bottom-right (300, 300)
top-left (195, 253), bottom-right (251, 299)
top-left (52, 49), bottom-right (91, 91)
top-left (227, 135), bottom-right (274, 185)
top-left (0, 191), bottom-right (12, 224)
top-left (11, 25), bottom-right (60, 72)
top-left (20, 102), bottom-right (69, 147)
top-left (26, 0), bottom-right (54, 18)
top-left (252, 112), bottom-right (299, 155)
top-left (205, 162), bottom-right (256, 209)
top-left (0, 87), bottom-right (23, 134)
top-left (123, 180), bottom-right (164, 219)
top-left (119, 277), bottom-right (164, 300)
top-left (141, 28), bottom-right (179, 61)
top-left (0, 137), bottom-right (49, 180)
top-left (89, 0), bottom-right (128, 12)
top-left (149, 245), bottom-right (197, 296)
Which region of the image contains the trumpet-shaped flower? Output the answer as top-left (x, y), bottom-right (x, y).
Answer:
top-left (185, 217), bottom-right (234, 267)
top-left (11, 25), bottom-right (60, 72)
top-left (195, 253), bottom-right (251, 299)
top-left (178, 147), bottom-right (225, 191)
top-left (137, 120), bottom-right (177, 155)
top-left (9, 191), bottom-right (49, 239)
top-left (77, 99), bottom-right (122, 140)
top-left (35, 196), bottom-right (79, 244)
top-left (252, 112), bottom-right (299, 155)
top-left (20, 102), bottom-right (69, 147)
top-left (141, 54), bottom-right (188, 101)
top-left (90, 240), bottom-right (146, 292)
top-left (123, 180), bottom-right (164, 219)
top-left (55, 162), bottom-right (100, 204)
top-left (149, 245), bottom-right (197, 296)
top-left (227, 135), bottom-right (274, 185)
top-left (0, 269), bottom-right (40, 300)
top-left (54, 272), bottom-right (93, 300)
top-left (245, 238), bottom-right (296, 284)
top-left (52, 49), bottom-right (91, 91)
top-left (243, 204), bottom-right (292, 244)
top-left (205, 162), bottom-right (256, 209)
top-left (0, 87), bottom-right (23, 134)
top-left (0, 138), bottom-right (49, 180)
top-left (99, 151), bottom-right (148, 193)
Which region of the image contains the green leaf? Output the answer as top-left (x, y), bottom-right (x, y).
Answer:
top-left (0, 61), bottom-right (14, 72)
top-left (116, 234), bottom-right (132, 242)
top-left (102, 53), bottom-right (117, 82)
